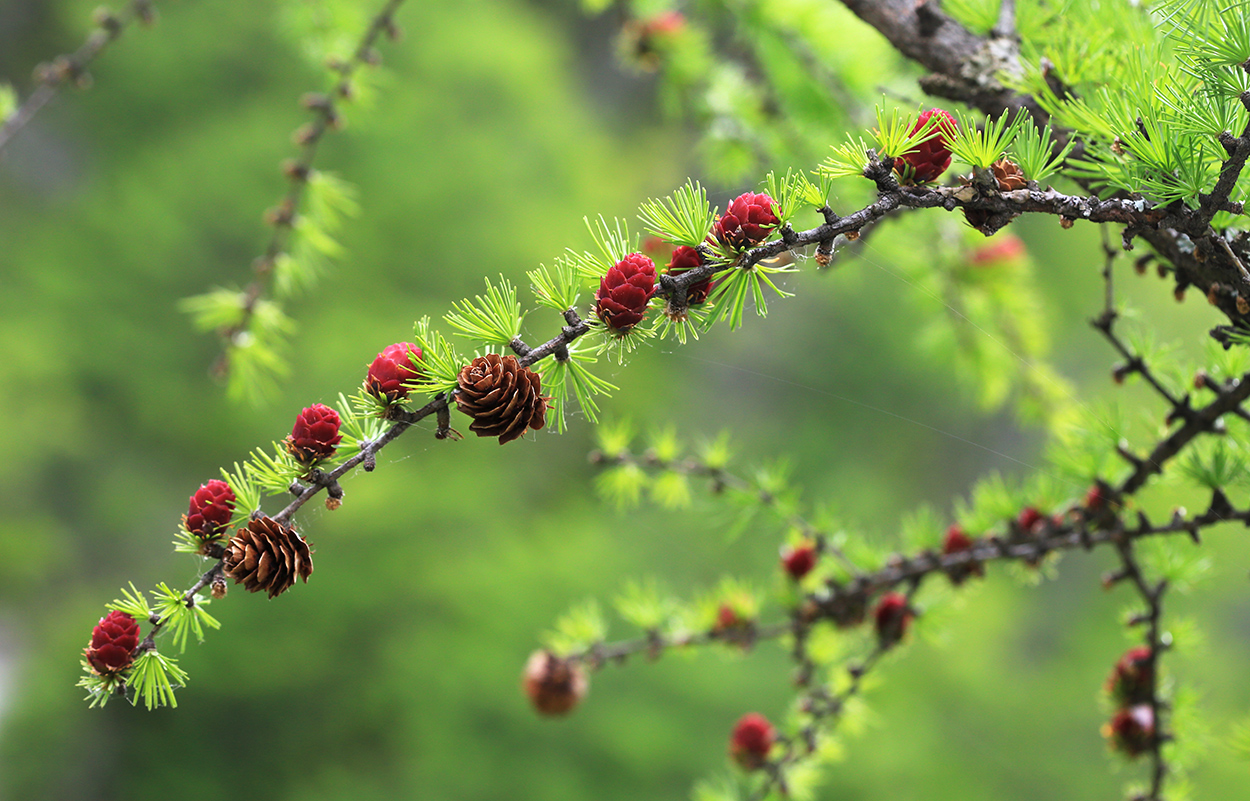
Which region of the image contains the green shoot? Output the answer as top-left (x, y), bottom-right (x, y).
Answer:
top-left (566, 216), bottom-right (637, 279)
top-left (219, 461), bottom-right (260, 529)
top-left (874, 103), bottom-right (941, 159)
top-left (949, 108), bottom-right (1030, 169)
top-left (535, 342), bottom-right (618, 433)
top-left (528, 259), bottom-right (584, 312)
top-left (129, 650), bottom-right (189, 710)
top-left (650, 302), bottom-right (710, 345)
top-left (706, 258), bottom-right (797, 330)
top-left (179, 288), bottom-right (247, 332)
top-left (246, 442), bottom-right (304, 495)
top-left (445, 275), bottom-right (525, 346)
top-left (108, 583), bottom-right (153, 621)
top-left (820, 134), bottom-right (871, 179)
top-left (152, 583), bottom-right (220, 653)
top-left (637, 180), bottom-right (718, 247)
top-left (614, 579), bottom-right (675, 631)
top-left (411, 316), bottom-right (465, 394)
top-left (542, 600), bottom-right (607, 655)
top-left (1010, 121), bottom-right (1074, 184)
top-left (335, 392), bottom-right (388, 456)
top-left (764, 167), bottom-right (822, 226)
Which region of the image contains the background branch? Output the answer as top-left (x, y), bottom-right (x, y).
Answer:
top-left (0, 0), bottom-right (158, 153)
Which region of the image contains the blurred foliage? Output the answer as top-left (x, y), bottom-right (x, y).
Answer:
top-left (2, 1), bottom-right (1250, 800)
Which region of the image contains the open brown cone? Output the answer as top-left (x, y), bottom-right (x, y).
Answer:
top-left (455, 354), bottom-right (548, 444)
top-left (222, 516), bottom-right (313, 599)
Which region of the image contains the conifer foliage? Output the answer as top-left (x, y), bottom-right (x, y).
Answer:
top-left (7, 0), bottom-right (1250, 798)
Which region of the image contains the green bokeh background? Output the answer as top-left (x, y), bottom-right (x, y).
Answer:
top-left (2, 1), bottom-right (1249, 800)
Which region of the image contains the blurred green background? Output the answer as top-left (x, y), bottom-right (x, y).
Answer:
top-left (2, 1), bottom-right (1249, 799)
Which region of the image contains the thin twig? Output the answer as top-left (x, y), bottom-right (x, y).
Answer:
top-left (1110, 537), bottom-right (1170, 800)
top-left (0, 0), bottom-right (159, 153)
top-left (212, 0), bottom-right (409, 379)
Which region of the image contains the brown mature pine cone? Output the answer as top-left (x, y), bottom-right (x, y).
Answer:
top-left (222, 516), bottom-right (313, 599)
top-left (455, 354), bottom-right (548, 444)
top-left (991, 158), bottom-right (1028, 191)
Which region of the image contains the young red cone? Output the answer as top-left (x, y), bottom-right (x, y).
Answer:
top-left (1106, 647), bottom-right (1154, 706)
top-left (729, 713), bottom-right (775, 770)
top-left (522, 650), bottom-right (588, 716)
top-left (666, 245), bottom-right (714, 304)
top-left (285, 403), bottom-right (343, 464)
top-left (183, 479), bottom-right (236, 539)
top-left (713, 192), bottom-right (779, 250)
top-left (365, 342), bottom-right (424, 402)
top-left (896, 109), bottom-right (957, 184)
top-left (595, 253), bottom-right (656, 332)
top-left (85, 610), bottom-right (141, 676)
top-left (1017, 505), bottom-right (1044, 534)
top-left (941, 524), bottom-right (983, 584)
top-left (873, 592), bottom-right (913, 648)
top-left (781, 541), bottom-right (818, 581)
top-left (1104, 705), bottom-right (1156, 758)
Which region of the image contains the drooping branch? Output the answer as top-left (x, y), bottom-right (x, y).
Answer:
top-left (0, 0), bottom-right (160, 154)
top-left (158, 161), bottom-right (1249, 641)
top-left (1117, 372), bottom-right (1250, 496)
top-left (572, 468), bottom-right (1247, 676)
top-left (1108, 538), bottom-right (1170, 801)
top-left (211, 0), bottom-right (409, 381)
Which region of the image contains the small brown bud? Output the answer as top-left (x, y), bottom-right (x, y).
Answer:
top-left (1111, 137), bottom-right (1125, 155)
top-left (1060, 216), bottom-right (1075, 229)
top-left (814, 251), bottom-right (832, 267)
top-left (92, 7), bottom-right (122, 32)
top-left (263, 199), bottom-right (295, 227)
top-left (292, 123), bottom-right (318, 146)
top-left (1238, 295), bottom-right (1249, 315)
top-left (1112, 363), bottom-right (1130, 384)
top-left (1156, 263), bottom-right (1169, 279)
top-left (301, 92), bottom-right (332, 111)
top-left (134, 0), bottom-right (156, 25)
top-left (1174, 286), bottom-right (1187, 302)
top-left (1134, 256), bottom-right (1149, 275)
top-left (1194, 370), bottom-right (1209, 390)
top-left (1208, 283), bottom-right (1221, 305)
top-left (845, 230), bottom-right (860, 241)
top-left (282, 160), bottom-right (310, 182)
top-left (210, 575), bottom-right (228, 600)
top-left (51, 56), bottom-right (76, 82)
